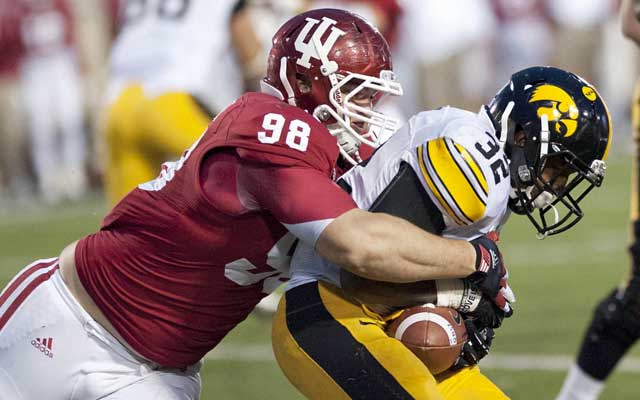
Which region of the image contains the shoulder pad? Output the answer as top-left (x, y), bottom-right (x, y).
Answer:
top-left (225, 93), bottom-right (340, 173)
top-left (416, 136), bottom-right (489, 226)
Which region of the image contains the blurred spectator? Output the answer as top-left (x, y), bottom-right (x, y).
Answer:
top-left (103, 0), bottom-right (243, 205)
top-left (546, 0), bottom-right (618, 82)
top-left (0, 0), bottom-right (30, 203)
top-left (596, 0), bottom-right (635, 140)
top-left (392, 0), bottom-right (496, 115)
top-left (488, 0), bottom-right (555, 89)
top-left (19, 0), bottom-right (87, 204)
top-left (69, 0), bottom-right (121, 186)
top-left (315, 0), bottom-right (402, 46)
top-left (231, 0), bottom-right (308, 92)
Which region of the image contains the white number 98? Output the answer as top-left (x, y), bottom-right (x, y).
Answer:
top-left (258, 113), bottom-right (310, 152)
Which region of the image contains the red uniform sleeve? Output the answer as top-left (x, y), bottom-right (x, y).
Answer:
top-left (239, 163), bottom-right (357, 246)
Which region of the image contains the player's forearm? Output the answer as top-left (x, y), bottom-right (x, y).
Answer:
top-left (339, 269), bottom-right (438, 306)
top-left (316, 209), bottom-right (476, 283)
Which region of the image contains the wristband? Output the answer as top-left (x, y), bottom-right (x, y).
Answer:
top-left (436, 279), bottom-right (481, 312)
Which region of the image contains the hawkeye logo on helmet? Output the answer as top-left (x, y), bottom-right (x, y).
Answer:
top-left (294, 17), bottom-right (346, 69)
top-left (528, 84), bottom-right (579, 138)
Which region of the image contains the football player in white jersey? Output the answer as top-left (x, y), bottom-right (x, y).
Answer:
top-left (272, 66), bottom-right (612, 399)
top-left (104, 0), bottom-right (243, 205)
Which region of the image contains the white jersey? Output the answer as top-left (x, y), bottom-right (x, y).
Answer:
top-left (288, 106), bottom-right (512, 289)
top-left (107, 0), bottom-right (242, 113)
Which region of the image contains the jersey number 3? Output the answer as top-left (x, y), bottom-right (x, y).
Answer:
top-left (476, 132), bottom-right (509, 185)
top-left (258, 113), bottom-right (310, 152)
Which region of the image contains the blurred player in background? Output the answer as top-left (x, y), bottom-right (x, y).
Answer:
top-left (546, 0), bottom-right (617, 83)
top-left (0, 9), bottom-right (509, 399)
top-left (392, 0), bottom-right (497, 116)
top-left (557, 1), bottom-right (640, 399)
top-left (69, 0), bottom-right (121, 182)
top-left (231, 0), bottom-right (309, 92)
top-left (273, 66), bottom-right (612, 399)
top-left (488, 0), bottom-right (554, 89)
top-left (103, 0), bottom-right (242, 205)
top-left (19, 0), bottom-right (87, 204)
top-left (0, 0), bottom-right (30, 202)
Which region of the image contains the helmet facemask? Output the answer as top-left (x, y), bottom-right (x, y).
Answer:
top-left (314, 70), bottom-right (403, 165)
top-left (503, 108), bottom-right (607, 238)
top-left (511, 151), bottom-right (606, 238)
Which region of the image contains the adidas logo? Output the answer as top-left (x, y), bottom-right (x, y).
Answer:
top-left (480, 258), bottom-right (489, 273)
top-left (30, 337), bottom-right (54, 359)
top-left (478, 246), bottom-right (491, 273)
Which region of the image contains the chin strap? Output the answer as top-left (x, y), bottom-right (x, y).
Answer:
top-left (278, 57), bottom-right (297, 106)
top-left (328, 125), bottom-right (362, 166)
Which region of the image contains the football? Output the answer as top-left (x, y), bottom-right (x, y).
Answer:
top-left (386, 304), bottom-right (467, 375)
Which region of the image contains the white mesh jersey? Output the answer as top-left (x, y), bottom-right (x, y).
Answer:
top-left (288, 106), bottom-right (513, 289)
top-left (107, 0), bottom-right (242, 113)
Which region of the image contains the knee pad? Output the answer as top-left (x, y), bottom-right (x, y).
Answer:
top-left (629, 221), bottom-right (640, 270)
top-left (591, 288), bottom-right (640, 345)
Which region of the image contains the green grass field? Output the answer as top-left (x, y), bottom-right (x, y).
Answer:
top-left (1, 153), bottom-right (639, 399)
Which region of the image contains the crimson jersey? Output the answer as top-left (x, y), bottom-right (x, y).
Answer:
top-left (0, 0), bottom-right (25, 76)
top-left (76, 93), bottom-right (357, 368)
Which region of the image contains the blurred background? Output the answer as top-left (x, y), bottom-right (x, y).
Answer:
top-left (0, 0), bottom-right (638, 399)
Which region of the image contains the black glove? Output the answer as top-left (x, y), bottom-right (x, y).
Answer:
top-left (451, 317), bottom-right (495, 370)
top-left (466, 294), bottom-right (513, 329)
top-left (469, 232), bottom-right (512, 313)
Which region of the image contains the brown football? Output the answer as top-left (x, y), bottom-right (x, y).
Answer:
top-left (386, 304), bottom-right (467, 375)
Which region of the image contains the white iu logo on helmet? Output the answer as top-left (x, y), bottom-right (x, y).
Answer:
top-left (294, 17), bottom-right (346, 69)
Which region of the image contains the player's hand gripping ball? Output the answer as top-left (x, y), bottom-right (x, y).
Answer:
top-left (386, 304), bottom-right (468, 374)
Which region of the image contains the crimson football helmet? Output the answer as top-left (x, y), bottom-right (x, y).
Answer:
top-left (261, 8), bottom-right (403, 165)
top-left (487, 66), bottom-right (612, 237)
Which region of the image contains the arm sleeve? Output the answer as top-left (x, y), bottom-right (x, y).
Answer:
top-left (238, 164), bottom-right (357, 246)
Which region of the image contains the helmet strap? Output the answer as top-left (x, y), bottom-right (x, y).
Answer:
top-left (328, 124), bottom-right (362, 165)
top-left (278, 57), bottom-right (297, 106)
top-left (537, 202), bottom-right (561, 240)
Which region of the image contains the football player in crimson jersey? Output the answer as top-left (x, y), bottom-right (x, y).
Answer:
top-left (272, 66), bottom-right (612, 399)
top-left (0, 9), bottom-right (505, 399)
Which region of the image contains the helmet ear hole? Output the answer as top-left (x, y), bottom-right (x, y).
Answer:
top-left (514, 129), bottom-right (527, 147)
top-left (296, 73), bottom-right (312, 94)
